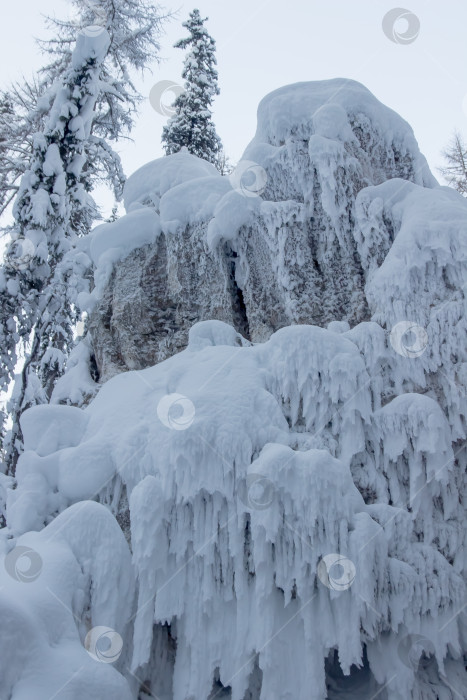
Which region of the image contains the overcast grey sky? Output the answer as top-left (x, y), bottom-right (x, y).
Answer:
top-left (1, 0), bottom-right (466, 212)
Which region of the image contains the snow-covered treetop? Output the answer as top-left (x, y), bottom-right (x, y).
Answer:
top-left (46, 0), bottom-right (166, 79)
top-left (0, 0), bottom-right (167, 222)
top-left (71, 25), bottom-right (111, 66)
top-left (161, 8), bottom-right (223, 166)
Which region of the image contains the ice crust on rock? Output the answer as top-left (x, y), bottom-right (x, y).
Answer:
top-left (2, 78), bottom-right (466, 700)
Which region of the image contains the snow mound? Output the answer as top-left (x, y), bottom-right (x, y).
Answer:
top-left (253, 79), bottom-right (411, 142)
top-left (4, 320), bottom-right (466, 699)
top-left (187, 319), bottom-right (249, 350)
top-left (0, 501), bottom-right (134, 700)
top-left (89, 208), bottom-right (161, 268)
top-left (160, 175), bottom-right (231, 234)
top-left (245, 78), bottom-right (436, 189)
top-left (123, 147), bottom-right (220, 213)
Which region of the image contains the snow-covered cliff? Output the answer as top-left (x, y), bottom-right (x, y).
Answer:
top-left (1, 79), bottom-right (466, 700)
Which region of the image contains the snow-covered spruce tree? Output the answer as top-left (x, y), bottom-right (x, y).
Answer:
top-left (0, 29), bottom-right (112, 473)
top-left (439, 131), bottom-right (467, 195)
top-left (162, 9), bottom-right (223, 167)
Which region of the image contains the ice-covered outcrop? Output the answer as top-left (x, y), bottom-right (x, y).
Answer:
top-left (2, 79), bottom-right (466, 700)
top-left (82, 78), bottom-right (439, 380)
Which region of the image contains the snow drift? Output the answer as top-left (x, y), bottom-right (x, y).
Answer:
top-left (1, 79), bottom-right (466, 700)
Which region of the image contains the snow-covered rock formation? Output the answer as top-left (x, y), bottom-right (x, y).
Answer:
top-left (83, 79), bottom-right (438, 380)
top-left (1, 79), bottom-right (466, 700)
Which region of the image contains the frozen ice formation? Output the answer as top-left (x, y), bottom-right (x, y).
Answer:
top-left (2, 79), bottom-right (466, 700)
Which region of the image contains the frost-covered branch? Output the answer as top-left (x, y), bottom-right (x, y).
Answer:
top-left (439, 131), bottom-right (467, 196)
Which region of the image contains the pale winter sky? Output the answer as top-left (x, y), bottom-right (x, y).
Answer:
top-left (0, 0), bottom-right (466, 214)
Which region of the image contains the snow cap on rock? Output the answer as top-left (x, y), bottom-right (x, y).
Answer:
top-left (123, 147), bottom-right (220, 212)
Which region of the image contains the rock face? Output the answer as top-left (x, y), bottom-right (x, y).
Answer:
top-left (87, 79), bottom-right (436, 380)
top-left (88, 224), bottom-right (239, 376)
